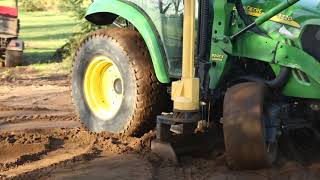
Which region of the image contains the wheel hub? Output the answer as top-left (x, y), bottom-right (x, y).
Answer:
top-left (83, 55), bottom-right (124, 120)
top-left (113, 78), bottom-right (123, 94)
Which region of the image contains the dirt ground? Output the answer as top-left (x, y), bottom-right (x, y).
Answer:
top-left (0, 67), bottom-right (320, 180)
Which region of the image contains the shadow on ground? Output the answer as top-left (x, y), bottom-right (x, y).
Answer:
top-left (22, 50), bottom-right (65, 65)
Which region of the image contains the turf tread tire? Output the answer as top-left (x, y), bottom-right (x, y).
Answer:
top-left (72, 28), bottom-right (166, 136)
top-left (223, 82), bottom-right (277, 170)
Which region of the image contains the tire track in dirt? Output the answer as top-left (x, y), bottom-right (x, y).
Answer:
top-left (0, 108), bottom-right (79, 132)
top-left (0, 83), bottom-right (79, 131)
top-left (0, 129), bottom-right (157, 180)
top-left (0, 144), bottom-right (47, 170)
top-left (0, 68), bottom-right (69, 87)
top-left (0, 129), bottom-right (96, 179)
top-left (0, 105), bottom-right (51, 111)
top-left (2, 139), bottom-right (95, 178)
top-left (1, 127), bottom-right (320, 180)
top-left (0, 121), bottom-right (81, 132)
top-left (0, 113), bottom-right (78, 125)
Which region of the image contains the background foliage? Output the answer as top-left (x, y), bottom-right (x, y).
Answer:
top-left (57, 0), bottom-right (101, 60)
top-left (13, 0), bottom-right (105, 68)
top-left (20, 0), bottom-right (63, 12)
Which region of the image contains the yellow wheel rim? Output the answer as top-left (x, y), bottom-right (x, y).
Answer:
top-left (84, 55), bottom-right (124, 119)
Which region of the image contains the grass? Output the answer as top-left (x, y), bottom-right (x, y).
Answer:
top-left (20, 11), bottom-right (79, 65)
top-left (0, 0), bottom-right (14, 6)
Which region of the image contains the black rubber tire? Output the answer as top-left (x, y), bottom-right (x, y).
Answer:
top-left (223, 82), bottom-right (278, 170)
top-left (5, 50), bottom-right (22, 67)
top-left (72, 28), bottom-right (166, 136)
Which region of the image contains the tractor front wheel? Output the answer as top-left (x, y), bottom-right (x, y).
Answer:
top-left (72, 28), bottom-right (165, 136)
top-left (223, 82), bottom-right (278, 169)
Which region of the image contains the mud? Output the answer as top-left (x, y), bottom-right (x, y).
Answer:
top-left (0, 67), bottom-right (320, 180)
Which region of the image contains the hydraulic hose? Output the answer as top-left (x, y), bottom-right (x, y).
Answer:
top-left (235, 0), bottom-right (268, 37)
top-left (235, 0), bottom-right (290, 88)
top-left (266, 67), bottom-right (291, 88)
top-left (240, 67), bottom-right (291, 89)
top-left (197, 0), bottom-right (211, 100)
top-left (198, 0), bottom-right (210, 63)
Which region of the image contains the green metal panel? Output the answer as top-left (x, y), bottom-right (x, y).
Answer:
top-left (208, 0), bottom-right (320, 99)
top-left (254, 0), bottom-right (300, 26)
top-left (232, 32), bottom-right (320, 99)
top-left (209, 0), bottom-right (234, 88)
top-left (86, 0), bottom-right (320, 98)
top-left (242, 0), bottom-right (320, 46)
top-left (86, 0), bottom-right (170, 83)
top-left (241, 0), bottom-right (320, 98)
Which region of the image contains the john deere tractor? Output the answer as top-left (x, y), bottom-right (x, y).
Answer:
top-left (72, 0), bottom-right (320, 169)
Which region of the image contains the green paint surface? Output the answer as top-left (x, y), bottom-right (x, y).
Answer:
top-left (86, 0), bottom-right (320, 98)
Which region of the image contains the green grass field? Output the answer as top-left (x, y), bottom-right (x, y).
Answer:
top-left (20, 11), bottom-right (79, 65)
top-left (0, 0), bottom-right (13, 6)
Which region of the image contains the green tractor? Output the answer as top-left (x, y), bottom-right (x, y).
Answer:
top-left (72, 0), bottom-right (320, 169)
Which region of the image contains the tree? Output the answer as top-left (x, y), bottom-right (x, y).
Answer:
top-left (159, 0), bottom-right (182, 14)
top-left (172, 0), bottom-right (182, 14)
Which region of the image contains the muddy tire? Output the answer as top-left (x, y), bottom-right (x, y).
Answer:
top-left (223, 82), bottom-right (278, 169)
top-left (72, 28), bottom-right (166, 136)
top-left (5, 50), bottom-right (22, 67)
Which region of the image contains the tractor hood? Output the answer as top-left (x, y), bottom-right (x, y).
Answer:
top-left (242, 0), bottom-right (320, 28)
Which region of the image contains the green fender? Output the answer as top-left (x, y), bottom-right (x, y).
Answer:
top-left (85, 0), bottom-right (170, 83)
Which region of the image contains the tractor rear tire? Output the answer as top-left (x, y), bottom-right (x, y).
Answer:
top-left (223, 82), bottom-right (278, 169)
top-left (72, 28), bottom-right (166, 136)
top-left (5, 50), bottom-right (22, 67)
